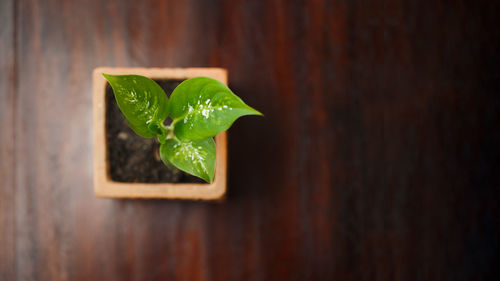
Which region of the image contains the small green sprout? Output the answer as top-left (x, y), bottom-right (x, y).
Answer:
top-left (103, 74), bottom-right (262, 183)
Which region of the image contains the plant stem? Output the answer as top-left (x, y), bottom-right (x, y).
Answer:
top-left (162, 124), bottom-right (176, 141)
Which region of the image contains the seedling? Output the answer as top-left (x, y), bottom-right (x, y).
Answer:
top-left (103, 74), bottom-right (262, 183)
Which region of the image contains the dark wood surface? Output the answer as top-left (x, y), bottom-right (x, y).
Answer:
top-left (1, 0), bottom-right (499, 280)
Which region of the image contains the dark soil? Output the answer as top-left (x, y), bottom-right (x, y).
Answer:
top-left (105, 80), bottom-right (205, 183)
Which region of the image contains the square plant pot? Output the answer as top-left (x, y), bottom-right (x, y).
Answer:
top-left (93, 67), bottom-right (227, 200)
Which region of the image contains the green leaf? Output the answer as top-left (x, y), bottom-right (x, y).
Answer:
top-left (103, 74), bottom-right (168, 138)
top-left (168, 77), bottom-right (262, 141)
top-left (160, 138), bottom-right (216, 183)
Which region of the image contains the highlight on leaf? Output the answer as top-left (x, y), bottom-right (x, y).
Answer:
top-left (160, 138), bottom-right (216, 183)
top-left (168, 77), bottom-right (262, 141)
top-left (103, 74), bottom-right (169, 138)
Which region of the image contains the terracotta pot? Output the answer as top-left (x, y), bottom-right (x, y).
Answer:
top-left (93, 67), bottom-right (227, 200)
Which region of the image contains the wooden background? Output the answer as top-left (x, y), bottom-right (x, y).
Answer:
top-left (1, 0), bottom-right (499, 280)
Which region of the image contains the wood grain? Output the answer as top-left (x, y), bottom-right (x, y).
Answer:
top-left (0, 0), bottom-right (15, 280)
top-left (1, 0), bottom-right (499, 280)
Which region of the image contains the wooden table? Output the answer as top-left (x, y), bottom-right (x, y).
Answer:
top-left (1, 0), bottom-right (499, 280)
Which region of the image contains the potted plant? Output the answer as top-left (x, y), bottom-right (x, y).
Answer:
top-left (92, 67), bottom-right (261, 200)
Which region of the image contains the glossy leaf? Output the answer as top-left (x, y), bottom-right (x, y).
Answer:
top-left (103, 74), bottom-right (168, 138)
top-left (160, 137), bottom-right (216, 183)
top-left (168, 77), bottom-right (262, 141)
